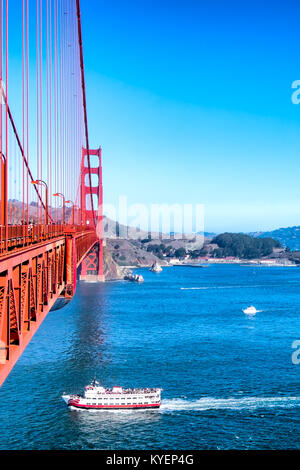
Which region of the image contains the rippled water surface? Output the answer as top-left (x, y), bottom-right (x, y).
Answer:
top-left (1, 264), bottom-right (300, 449)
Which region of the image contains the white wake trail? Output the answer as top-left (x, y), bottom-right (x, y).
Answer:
top-left (160, 396), bottom-right (300, 412)
top-left (181, 285), bottom-right (273, 290)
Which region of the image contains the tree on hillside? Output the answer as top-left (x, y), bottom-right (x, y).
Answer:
top-left (175, 248), bottom-right (186, 259)
top-left (211, 233), bottom-right (281, 259)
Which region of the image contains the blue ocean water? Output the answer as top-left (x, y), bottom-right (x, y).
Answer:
top-left (1, 264), bottom-right (300, 450)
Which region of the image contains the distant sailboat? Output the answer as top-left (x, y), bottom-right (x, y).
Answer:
top-left (150, 262), bottom-right (163, 273)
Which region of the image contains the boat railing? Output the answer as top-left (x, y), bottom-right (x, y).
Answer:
top-left (86, 388), bottom-right (160, 395)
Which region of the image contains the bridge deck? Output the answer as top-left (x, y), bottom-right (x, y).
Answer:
top-left (0, 224), bottom-right (90, 257)
top-left (0, 227), bottom-right (99, 387)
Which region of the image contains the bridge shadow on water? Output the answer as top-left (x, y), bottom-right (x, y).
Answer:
top-left (56, 281), bottom-right (112, 393)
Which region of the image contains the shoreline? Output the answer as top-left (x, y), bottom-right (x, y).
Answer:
top-left (174, 262), bottom-right (297, 268)
top-left (128, 261), bottom-right (298, 269)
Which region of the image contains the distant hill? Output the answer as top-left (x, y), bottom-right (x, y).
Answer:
top-left (252, 226), bottom-right (300, 251)
top-left (210, 233), bottom-right (282, 259)
top-left (103, 216), bottom-right (208, 245)
top-left (7, 199), bottom-right (69, 224)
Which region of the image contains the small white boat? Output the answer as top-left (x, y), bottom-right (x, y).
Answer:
top-left (124, 273), bottom-right (144, 283)
top-left (150, 262), bottom-right (162, 273)
top-left (243, 306), bottom-right (257, 315)
top-left (62, 379), bottom-right (162, 410)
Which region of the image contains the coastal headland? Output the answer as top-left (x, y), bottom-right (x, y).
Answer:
top-left (102, 217), bottom-right (300, 280)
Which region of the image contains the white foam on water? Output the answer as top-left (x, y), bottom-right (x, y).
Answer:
top-left (69, 397), bottom-right (300, 414)
top-left (180, 284), bottom-right (288, 291)
top-left (160, 396), bottom-right (300, 412)
top-left (181, 285), bottom-right (266, 290)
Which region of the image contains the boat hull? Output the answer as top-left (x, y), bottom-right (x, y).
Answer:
top-left (68, 401), bottom-right (160, 410)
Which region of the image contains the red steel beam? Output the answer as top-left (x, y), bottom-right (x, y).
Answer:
top-left (0, 229), bottom-right (98, 387)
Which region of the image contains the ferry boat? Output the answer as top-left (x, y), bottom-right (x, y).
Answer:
top-left (62, 379), bottom-right (162, 410)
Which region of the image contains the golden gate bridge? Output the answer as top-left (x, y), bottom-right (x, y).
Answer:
top-left (0, 0), bottom-right (104, 386)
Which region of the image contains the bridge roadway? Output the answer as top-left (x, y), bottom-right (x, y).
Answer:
top-left (0, 225), bottom-right (99, 386)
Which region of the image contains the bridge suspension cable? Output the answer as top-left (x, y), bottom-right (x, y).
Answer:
top-left (76, 0), bottom-right (95, 224)
top-left (0, 0), bottom-right (97, 228)
top-left (0, 0), bottom-right (104, 388)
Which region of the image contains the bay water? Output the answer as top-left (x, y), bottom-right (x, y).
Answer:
top-left (1, 265), bottom-right (300, 449)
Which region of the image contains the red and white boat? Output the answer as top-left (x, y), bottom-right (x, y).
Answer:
top-left (62, 379), bottom-right (162, 410)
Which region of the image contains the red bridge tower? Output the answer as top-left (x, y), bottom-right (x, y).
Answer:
top-left (80, 148), bottom-right (105, 282)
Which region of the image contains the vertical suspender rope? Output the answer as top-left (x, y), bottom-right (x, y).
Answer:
top-left (5, 0), bottom-right (8, 229)
top-left (75, 0), bottom-right (95, 225)
top-left (26, 0), bottom-right (29, 225)
top-left (39, 0), bottom-right (43, 223)
top-left (36, 0), bottom-right (40, 224)
top-left (22, 0), bottom-right (25, 226)
top-left (0, 0), bottom-right (2, 158)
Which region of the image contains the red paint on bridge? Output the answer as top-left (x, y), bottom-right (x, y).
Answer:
top-left (0, 0), bottom-right (104, 386)
top-left (80, 147), bottom-right (104, 282)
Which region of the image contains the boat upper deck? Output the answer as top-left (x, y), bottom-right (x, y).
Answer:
top-left (84, 385), bottom-right (161, 396)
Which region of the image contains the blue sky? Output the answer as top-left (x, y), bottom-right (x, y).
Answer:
top-left (78, 0), bottom-right (300, 233)
top-left (5, 0), bottom-right (300, 233)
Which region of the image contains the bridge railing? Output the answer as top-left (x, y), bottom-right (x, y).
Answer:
top-left (0, 224), bottom-right (95, 256)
